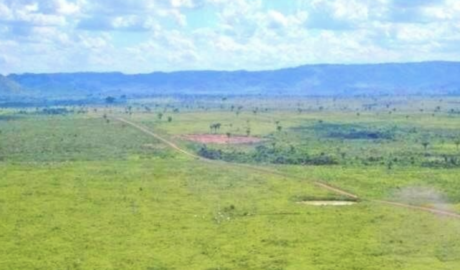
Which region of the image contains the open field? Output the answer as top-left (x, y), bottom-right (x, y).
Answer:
top-left (1, 97), bottom-right (460, 270)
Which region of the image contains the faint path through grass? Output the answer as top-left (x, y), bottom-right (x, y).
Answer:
top-left (115, 117), bottom-right (358, 199)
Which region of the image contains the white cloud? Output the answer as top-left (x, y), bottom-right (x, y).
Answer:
top-left (39, 0), bottom-right (81, 15)
top-left (0, 3), bottom-right (13, 19)
top-left (1, 0), bottom-right (460, 73)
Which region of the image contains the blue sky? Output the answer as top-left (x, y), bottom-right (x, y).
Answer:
top-left (1, 0), bottom-right (460, 74)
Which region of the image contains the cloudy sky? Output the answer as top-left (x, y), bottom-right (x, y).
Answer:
top-left (1, 0), bottom-right (460, 74)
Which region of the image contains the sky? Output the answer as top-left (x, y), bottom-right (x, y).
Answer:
top-left (1, 0), bottom-right (460, 74)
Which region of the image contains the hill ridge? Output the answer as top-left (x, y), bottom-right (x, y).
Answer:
top-left (6, 61), bottom-right (460, 98)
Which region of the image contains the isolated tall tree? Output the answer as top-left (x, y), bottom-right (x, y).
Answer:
top-left (422, 141), bottom-right (430, 152)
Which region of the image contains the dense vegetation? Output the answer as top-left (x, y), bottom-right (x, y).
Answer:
top-left (194, 117), bottom-right (460, 169)
top-left (197, 144), bottom-right (340, 165)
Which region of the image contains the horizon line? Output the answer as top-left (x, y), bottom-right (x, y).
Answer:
top-left (4, 60), bottom-right (460, 76)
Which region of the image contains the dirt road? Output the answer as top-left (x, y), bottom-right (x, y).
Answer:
top-left (374, 200), bottom-right (460, 219)
top-left (114, 116), bottom-right (460, 219)
top-left (116, 117), bottom-right (358, 199)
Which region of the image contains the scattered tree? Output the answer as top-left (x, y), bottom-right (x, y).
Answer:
top-left (105, 96), bottom-right (116, 104)
top-left (210, 123), bottom-right (222, 133)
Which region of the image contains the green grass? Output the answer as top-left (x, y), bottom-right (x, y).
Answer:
top-left (0, 114), bottom-right (173, 162)
top-left (1, 97), bottom-right (460, 269)
top-left (2, 160), bottom-right (460, 270)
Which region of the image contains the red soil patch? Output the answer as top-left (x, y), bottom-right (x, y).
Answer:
top-left (181, 134), bottom-right (264, 144)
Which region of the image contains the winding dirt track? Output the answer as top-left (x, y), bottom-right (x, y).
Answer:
top-left (115, 117), bottom-right (358, 199)
top-left (374, 200), bottom-right (460, 219)
top-left (114, 117), bottom-right (460, 219)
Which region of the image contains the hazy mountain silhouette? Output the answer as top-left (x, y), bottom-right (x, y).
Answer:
top-left (6, 61), bottom-right (460, 99)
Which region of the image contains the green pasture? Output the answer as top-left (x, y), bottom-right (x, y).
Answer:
top-left (1, 97), bottom-right (460, 269)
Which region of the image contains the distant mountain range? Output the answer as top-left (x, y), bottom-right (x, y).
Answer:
top-left (2, 61), bottom-right (460, 100)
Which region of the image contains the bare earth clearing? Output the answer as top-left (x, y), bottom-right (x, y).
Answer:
top-left (181, 134), bottom-right (264, 144)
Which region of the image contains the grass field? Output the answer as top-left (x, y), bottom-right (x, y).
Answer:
top-left (1, 97), bottom-right (460, 270)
